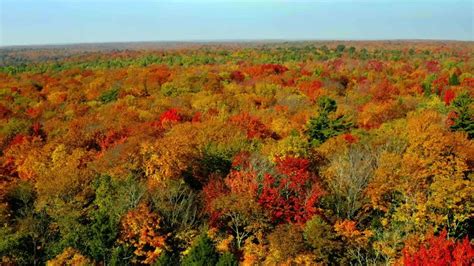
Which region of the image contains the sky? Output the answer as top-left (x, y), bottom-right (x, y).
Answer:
top-left (0, 0), bottom-right (472, 46)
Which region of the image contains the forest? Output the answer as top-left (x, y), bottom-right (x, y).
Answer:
top-left (0, 41), bottom-right (473, 265)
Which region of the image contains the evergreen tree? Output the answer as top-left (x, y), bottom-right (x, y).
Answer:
top-left (182, 234), bottom-right (218, 266)
top-left (450, 92), bottom-right (474, 139)
top-left (306, 96), bottom-right (353, 146)
top-left (216, 252), bottom-right (238, 266)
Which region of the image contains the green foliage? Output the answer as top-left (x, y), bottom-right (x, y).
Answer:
top-left (422, 74), bottom-right (436, 96)
top-left (336, 44), bottom-right (346, 53)
top-left (216, 252), bottom-right (238, 266)
top-left (1, 42), bottom-right (473, 265)
top-left (181, 234), bottom-right (219, 266)
top-left (99, 87), bottom-right (120, 103)
top-left (0, 118), bottom-right (31, 140)
top-left (85, 175), bottom-right (144, 262)
top-left (304, 216), bottom-right (341, 263)
top-left (449, 73), bottom-right (460, 86)
top-left (306, 96), bottom-right (353, 145)
top-left (1, 183), bottom-right (54, 265)
top-left (450, 92), bottom-right (474, 138)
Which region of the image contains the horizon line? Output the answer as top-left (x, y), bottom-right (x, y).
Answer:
top-left (2, 38), bottom-right (473, 49)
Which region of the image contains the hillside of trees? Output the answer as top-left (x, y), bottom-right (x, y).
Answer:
top-left (1, 41), bottom-right (473, 265)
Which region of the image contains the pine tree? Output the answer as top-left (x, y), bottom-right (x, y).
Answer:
top-left (182, 234), bottom-right (218, 266)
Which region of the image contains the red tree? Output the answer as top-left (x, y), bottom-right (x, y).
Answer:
top-left (403, 230), bottom-right (474, 266)
top-left (229, 112), bottom-right (272, 139)
top-left (443, 89), bottom-right (455, 105)
top-left (258, 157), bottom-right (324, 224)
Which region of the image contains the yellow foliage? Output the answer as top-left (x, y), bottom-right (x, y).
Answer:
top-left (367, 109), bottom-right (473, 233)
top-left (47, 247), bottom-right (92, 266)
top-left (262, 134), bottom-right (309, 160)
top-left (119, 203), bottom-right (167, 265)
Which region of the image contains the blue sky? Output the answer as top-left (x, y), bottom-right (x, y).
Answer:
top-left (1, 0), bottom-right (472, 46)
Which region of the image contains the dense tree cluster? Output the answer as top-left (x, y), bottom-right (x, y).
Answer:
top-left (1, 41), bottom-right (473, 265)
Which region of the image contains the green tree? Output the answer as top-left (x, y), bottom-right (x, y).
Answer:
top-left (336, 44), bottom-right (346, 53)
top-left (85, 175), bottom-right (144, 263)
top-left (216, 252), bottom-right (238, 266)
top-left (450, 92), bottom-right (473, 139)
top-left (182, 234), bottom-right (219, 266)
top-left (306, 96), bottom-right (353, 145)
top-left (99, 87), bottom-right (119, 103)
top-left (448, 73), bottom-right (460, 86)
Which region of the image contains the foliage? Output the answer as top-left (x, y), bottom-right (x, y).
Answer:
top-left (449, 92), bottom-right (474, 138)
top-left (119, 203), bottom-right (167, 264)
top-left (306, 96), bottom-right (353, 145)
top-left (1, 42), bottom-right (473, 265)
top-left (181, 234), bottom-right (219, 266)
top-left (402, 229), bottom-right (474, 266)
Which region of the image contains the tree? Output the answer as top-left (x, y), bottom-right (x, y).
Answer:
top-left (85, 175), bottom-right (144, 263)
top-left (47, 247), bottom-right (92, 266)
top-left (266, 223), bottom-right (307, 264)
top-left (182, 234), bottom-right (219, 266)
top-left (449, 92), bottom-right (473, 138)
top-left (258, 156), bottom-right (324, 224)
top-left (306, 96), bottom-right (353, 145)
top-left (119, 204), bottom-right (167, 264)
top-left (216, 252), bottom-right (238, 266)
top-left (203, 154), bottom-right (268, 249)
top-left (367, 110), bottom-right (473, 236)
top-left (229, 112), bottom-right (273, 139)
top-left (99, 86), bottom-right (119, 103)
top-left (319, 138), bottom-right (377, 219)
top-left (304, 215), bottom-right (341, 263)
top-left (336, 44), bottom-right (346, 53)
top-left (402, 229), bottom-right (474, 266)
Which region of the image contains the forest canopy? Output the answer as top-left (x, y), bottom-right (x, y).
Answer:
top-left (0, 41), bottom-right (473, 265)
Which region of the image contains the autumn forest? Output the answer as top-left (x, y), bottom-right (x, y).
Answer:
top-left (0, 41), bottom-right (473, 265)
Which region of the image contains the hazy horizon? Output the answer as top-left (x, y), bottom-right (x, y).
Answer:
top-left (1, 0), bottom-right (473, 46)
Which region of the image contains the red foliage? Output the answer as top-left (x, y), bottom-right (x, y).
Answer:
top-left (403, 230), bottom-right (474, 266)
top-left (446, 111), bottom-right (459, 128)
top-left (229, 112), bottom-right (272, 139)
top-left (329, 59), bottom-right (345, 71)
top-left (230, 70), bottom-right (245, 83)
top-left (97, 129), bottom-right (128, 152)
top-left (433, 76), bottom-right (449, 95)
top-left (343, 133), bottom-right (358, 144)
top-left (26, 107), bottom-right (42, 119)
top-left (261, 64), bottom-right (288, 75)
top-left (461, 77), bottom-right (474, 87)
top-left (191, 112), bottom-right (202, 123)
top-left (258, 157), bottom-right (324, 224)
top-left (274, 105), bottom-right (289, 113)
top-left (426, 60), bottom-right (440, 72)
top-left (202, 178), bottom-right (228, 226)
top-left (158, 108), bottom-right (182, 127)
top-left (0, 104), bottom-right (10, 119)
top-left (148, 66), bottom-right (171, 85)
top-left (31, 122), bottom-right (42, 137)
top-left (368, 60), bottom-right (384, 72)
top-left (231, 151), bottom-right (252, 169)
top-left (299, 80), bottom-right (323, 101)
top-left (443, 89), bottom-right (456, 105)
top-left (244, 64), bottom-right (288, 77)
top-left (9, 134), bottom-right (29, 147)
top-left (300, 69), bottom-right (312, 76)
top-left (371, 79), bottom-right (399, 102)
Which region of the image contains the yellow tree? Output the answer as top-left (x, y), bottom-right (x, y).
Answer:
top-left (119, 203), bottom-right (168, 264)
top-left (367, 110), bottom-right (473, 235)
